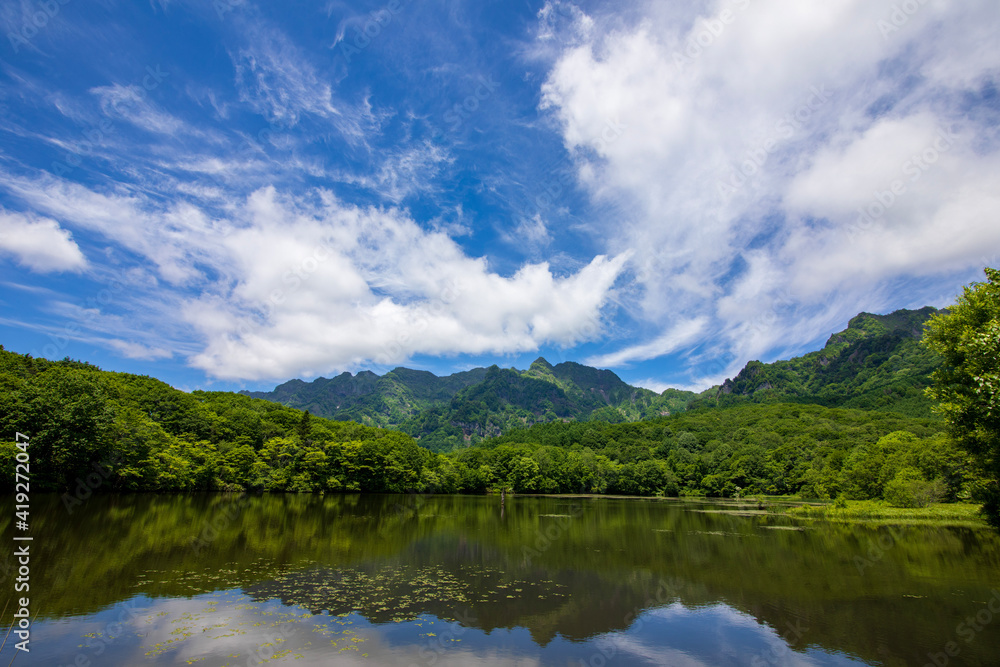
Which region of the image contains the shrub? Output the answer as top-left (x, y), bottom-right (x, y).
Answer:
top-left (884, 467), bottom-right (945, 508)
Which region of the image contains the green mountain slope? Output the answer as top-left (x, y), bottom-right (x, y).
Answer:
top-left (240, 371), bottom-right (382, 416)
top-left (245, 359), bottom-right (694, 451)
top-left (412, 360), bottom-right (692, 446)
top-left (690, 307), bottom-right (943, 417)
top-left (242, 367), bottom-right (489, 427)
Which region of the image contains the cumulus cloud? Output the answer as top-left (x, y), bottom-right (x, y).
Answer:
top-left (2, 174), bottom-right (628, 381)
top-left (538, 0), bottom-right (1000, 379)
top-left (185, 187), bottom-right (628, 379)
top-left (781, 115), bottom-right (1000, 295)
top-left (0, 209), bottom-right (87, 273)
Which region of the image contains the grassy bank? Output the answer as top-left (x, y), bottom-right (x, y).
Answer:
top-left (784, 499), bottom-right (987, 527)
top-left (525, 494), bottom-right (991, 528)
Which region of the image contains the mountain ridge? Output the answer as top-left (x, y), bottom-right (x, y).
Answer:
top-left (693, 306), bottom-right (942, 416)
top-left (242, 306), bottom-right (944, 450)
top-left (243, 358), bottom-right (691, 450)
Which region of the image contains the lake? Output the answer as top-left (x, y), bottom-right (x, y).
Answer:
top-left (2, 493), bottom-right (999, 666)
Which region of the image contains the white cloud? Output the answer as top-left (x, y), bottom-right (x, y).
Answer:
top-left (2, 173), bottom-right (628, 381)
top-left (3, 173), bottom-right (220, 286)
top-left (331, 142), bottom-right (451, 202)
top-left (231, 22), bottom-right (379, 142)
top-left (106, 339), bottom-right (174, 360)
top-left (0, 209), bottom-right (87, 273)
top-left (186, 187), bottom-right (629, 380)
top-left (537, 1), bottom-right (594, 45)
top-left (502, 214), bottom-right (553, 253)
top-left (587, 316), bottom-right (708, 368)
top-left (92, 84), bottom-right (185, 135)
top-left (781, 116), bottom-right (1000, 296)
top-left (538, 0), bottom-right (1000, 382)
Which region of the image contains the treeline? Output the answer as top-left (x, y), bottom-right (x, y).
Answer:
top-left (0, 347), bottom-right (981, 507)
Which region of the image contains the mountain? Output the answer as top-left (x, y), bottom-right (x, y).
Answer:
top-left (243, 306), bottom-right (943, 450)
top-left (690, 306), bottom-right (943, 417)
top-left (240, 371), bottom-right (382, 415)
top-left (406, 359), bottom-right (694, 449)
top-left (241, 367), bottom-right (489, 428)
top-left (243, 358), bottom-right (694, 451)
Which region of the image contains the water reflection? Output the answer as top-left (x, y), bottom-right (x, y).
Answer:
top-left (1, 493), bottom-right (998, 666)
top-left (6, 592), bottom-right (869, 666)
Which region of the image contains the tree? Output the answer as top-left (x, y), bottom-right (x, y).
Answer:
top-left (297, 410), bottom-right (312, 442)
top-left (509, 456), bottom-right (542, 493)
top-left (923, 268), bottom-right (1000, 528)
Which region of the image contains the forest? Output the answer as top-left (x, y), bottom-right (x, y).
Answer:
top-left (0, 344), bottom-right (980, 509)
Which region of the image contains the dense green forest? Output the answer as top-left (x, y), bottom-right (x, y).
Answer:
top-left (0, 347), bottom-right (448, 494)
top-left (454, 404), bottom-right (976, 505)
top-left (0, 343), bottom-right (981, 508)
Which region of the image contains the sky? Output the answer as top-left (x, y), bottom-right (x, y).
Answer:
top-left (0, 0), bottom-right (998, 394)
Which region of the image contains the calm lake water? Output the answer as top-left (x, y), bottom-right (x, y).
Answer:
top-left (2, 493), bottom-right (999, 666)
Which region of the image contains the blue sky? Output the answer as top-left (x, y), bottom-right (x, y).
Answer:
top-left (1, 0), bottom-right (998, 393)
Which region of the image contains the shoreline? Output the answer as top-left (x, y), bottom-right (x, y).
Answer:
top-left (497, 492), bottom-right (990, 527)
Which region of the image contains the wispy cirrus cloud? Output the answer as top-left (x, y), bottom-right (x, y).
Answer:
top-left (231, 21), bottom-right (381, 142)
top-left (587, 316), bottom-right (708, 368)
